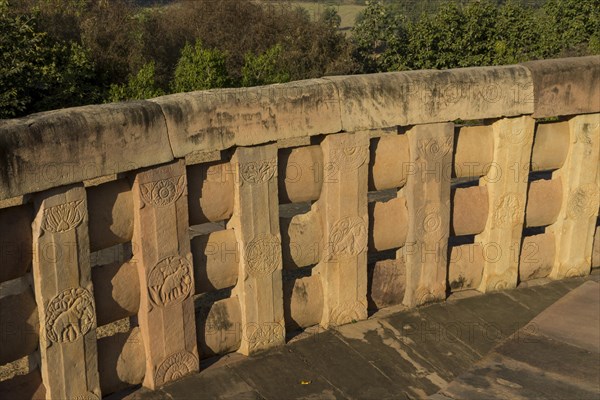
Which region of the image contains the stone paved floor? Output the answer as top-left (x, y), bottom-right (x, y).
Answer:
top-left (431, 279), bottom-right (600, 400)
top-left (118, 270), bottom-right (600, 400)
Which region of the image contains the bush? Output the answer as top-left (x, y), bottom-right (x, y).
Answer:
top-left (242, 44), bottom-right (290, 87)
top-left (171, 40), bottom-right (230, 93)
top-left (108, 61), bottom-right (164, 102)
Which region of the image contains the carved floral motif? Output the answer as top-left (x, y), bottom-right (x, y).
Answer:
top-left (488, 278), bottom-right (511, 291)
top-left (499, 127), bottom-right (527, 145)
top-left (148, 256), bottom-right (193, 307)
top-left (575, 121), bottom-right (599, 156)
top-left (492, 193), bottom-right (522, 228)
top-left (42, 200), bottom-right (85, 233)
top-left (140, 176), bottom-right (186, 207)
top-left (567, 184), bottom-right (599, 220)
top-left (246, 322), bottom-right (284, 351)
top-left (46, 287), bottom-right (95, 343)
top-left (330, 145), bottom-right (368, 171)
top-left (417, 136), bottom-right (453, 160)
top-left (72, 393), bottom-right (100, 400)
top-left (240, 159), bottom-right (277, 184)
top-left (154, 351), bottom-right (198, 386)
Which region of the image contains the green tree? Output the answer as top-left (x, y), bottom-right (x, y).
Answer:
top-left (108, 61), bottom-right (164, 102)
top-left (538, 0), bottom-right (600, 57)
top-left (352, 0), bottom-right (408, 72)
top-left (13, 0), bottom-right (145, 89)
top-left (406, 1), bottom-right (498, 70)
top-left (321, 6), bottom-right (341, 29)
top-left (493, 1), bottom-right (543, 65)
top-left (171, 40), bottom-right (230, 93)
top-left (0, 0), bottom-right (98, 118)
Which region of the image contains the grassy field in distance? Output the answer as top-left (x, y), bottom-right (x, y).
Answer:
top-left (272, 1), bottom-right (365, 32)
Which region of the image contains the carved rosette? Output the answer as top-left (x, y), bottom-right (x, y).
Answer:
top-left (148, 256), bottom-right (193, 307)
top-left (245, 234), bottom-right (282, 277)
top-left (45, 287), bottom-right (95, 344)
top-left (564, 266), bottom-right (587, 278)
top-left (140, 175), bottom-right (186, 207)
top-left (246, 322), bottom-right (284, 351)
top-left (154, 351), bottom-right (198, 387)
top-left (413, 284), bottom-right (445, 306)
top-left (326, 216), bottom-right (368, 260)
top-left (240, 159), bottom-right (277, 184)
top-left (415, 202), bottom-right (448, 240)
top-left (329, 143), bottom-right (368, 171)
top-left (417, 136), bottom-right (453, 160)
top-left (329, 302), bottom-right (367, 327)
top-left (42, 200), bottom-right (85, 233)
top-left (492, 193), bottom-right (522, 228)
top-left (567, 184), bottom-right (599, 220)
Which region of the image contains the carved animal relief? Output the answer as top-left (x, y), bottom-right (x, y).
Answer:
top-left (246, 234), bottom-right (282, 276)
top-left (45, 287), bottom-right (95, 343)
top-left (148, 256), bottom-right (193, 307)
top-left (326, 216), bottom-right (367, 260)
top-left (42, 200), bottom-right (85, 233)
top-left (140, 176), bottom-right (186, 207)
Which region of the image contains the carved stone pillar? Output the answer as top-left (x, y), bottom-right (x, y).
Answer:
top-left (548, 115), bottom-right (600, 278)
top-left (476, 116), bottom-right (535, 292)
top-left (228, 145), bottom-right (285, 355)
top-left (401, 123), bottom-right (453, 307)
top-left (32, 184), bottom-right (101, 400)
top-left (314, 132), bottom-right (370, 328)
top-left (132, 160), bottom-right (199, 389)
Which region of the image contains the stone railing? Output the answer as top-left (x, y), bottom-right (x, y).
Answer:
top-left (0, 56), bottom-right (599, 399)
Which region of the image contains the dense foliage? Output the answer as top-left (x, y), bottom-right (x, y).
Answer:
top-left (353, 0), bottom-right (599, 72)
top-left (1, 0), bottom-right (598, 118)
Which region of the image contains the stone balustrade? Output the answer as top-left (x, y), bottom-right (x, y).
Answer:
top-left (0, 56), bottom-right (599, 399)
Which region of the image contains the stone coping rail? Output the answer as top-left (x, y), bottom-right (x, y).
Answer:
top-left (0, 56), bottom-right (597, 201)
